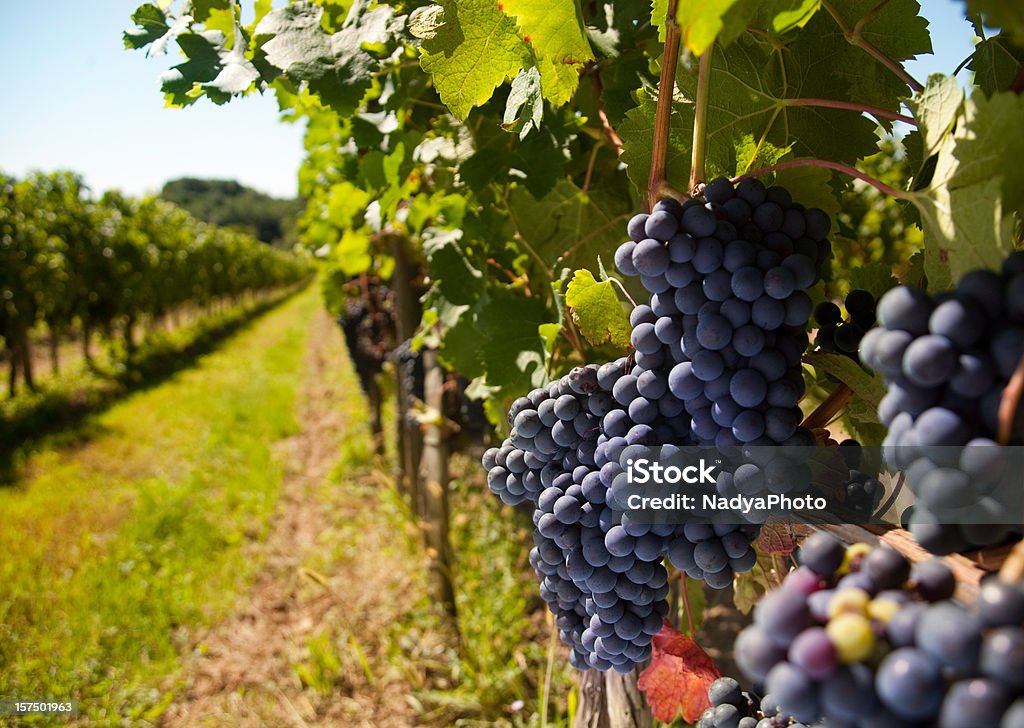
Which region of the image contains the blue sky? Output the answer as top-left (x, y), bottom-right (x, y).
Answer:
top-left (0, 1), bottom-right (978, 200)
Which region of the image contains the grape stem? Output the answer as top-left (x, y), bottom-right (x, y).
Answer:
top-left (732, 159), bottom-right (911, 200)
top-left (681, 573), bottom-right (695, 636)
top-left (997, 352), bottom-right (1024, 444)
top-left (609, 277), bottom-right (639, 309)
top-left (820, 0), bottom-right (924, 92)
top-left (801, 383), bottom-right (854, 430)
top-left (648, 0), bottom-right (684, 207)
top-left (689, 44), bottom-right (714, 193)
top-left (782, 97), bottom-right (916, 126)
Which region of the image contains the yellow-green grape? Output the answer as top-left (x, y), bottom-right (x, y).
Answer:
top-left (867, 597), bottom-right (901, 624)
top-left (826, 613), bottom-right (876, 662)
top-left (839, 543), bottom-right (871, 574)
top-left (828, 588), bottom-right (870, 618)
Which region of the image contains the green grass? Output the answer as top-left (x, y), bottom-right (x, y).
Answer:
top-left (0, 286), bottom-right (321, 726)
top-left (0, 283), bottom-right (310, 481)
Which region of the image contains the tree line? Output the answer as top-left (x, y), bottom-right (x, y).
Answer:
top-left (0, 170), bottom-right (311, 396)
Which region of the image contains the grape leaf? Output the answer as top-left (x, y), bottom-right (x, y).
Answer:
top-left (500, 0), bottom-right (593, 105)
top-left (968, 34), bottom-right (1024, 97)
top-left (847, 261), bottom-right (899, 299)
top-left (966, 0), bottom-right (1024, 46)
top-left (191, 0), bottom-right (232, 23)
top-left (804, 352), bottom-right (885, 426)
top-left (564, 269), bottom-right (631, 349)
top-left (656, 0), bottom-right (931, 193)
top-left (205, 41), bottom-right (260, 95)
top-left (675, 0), bottom-right (759, 57)
top-left (502, 67), bottom-right (544, 139)
top-left (757, 524), bottom-right (811, 556)
top-left (905, 79), bottom-right (1024, 288)
top-left (506, 180), bottom-right (633, 271)
top-left (159, 31), bottom-right (228, 106)
top-left (124, 4), bottom-right (170, 50)
top-left (256, 1), bottom-right (398, 116)
top-left (422, 228), bottom-right (552, 405)
top-left (418, 0), bottom-right (531, 119)
top-left (637, 623), bottom-right (722, 723)
top-left (618, 91), bottom-right (692, 194)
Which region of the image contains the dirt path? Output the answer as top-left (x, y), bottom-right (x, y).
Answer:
top-left (161, 308), bottom-right (424, 727)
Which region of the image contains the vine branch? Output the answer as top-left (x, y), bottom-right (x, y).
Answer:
top-left (801, 383), bottom-right (854, 430)
top-left (648, 0), bottom-right (683, 206)
top-left (1000, 538), bottom-right (1024, 583)
top-left (782, 97), bottom-right (916, 126)
top-left (732, 159), bottom-right (912, 200)
top-left (821, 0), bottom-right (924, 92)
top-left (689, 44), bottom-right (714, 193)
top-left (589, 68), bottom-right (624, 155)
top-left (997, 352), bottom-right (1024, 444)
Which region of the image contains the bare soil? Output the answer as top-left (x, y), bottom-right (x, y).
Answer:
top-left (161, 308), bottom-right (425, 728)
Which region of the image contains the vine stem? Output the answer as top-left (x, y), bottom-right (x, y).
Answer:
top-left (732, 159), bottom-right (912, 200)
top-left (610, 277), bottom-right (638, 308)
top-left (820, 0), bottom-right (924, 92)
top-left (681, 573), bottom-right (695, 636)
top-left (782, 97), bottom-right (916, 126)
top-left (997, 352), bottom-right (1024, 444)
top-left (589, 68), bottom-right (624, 155)
top-left (647, 0), bottom-right (683, 207)
top-left (689, 44), bottom-right (714, 193)
top-left (1000, 539), bottom-right (1024, 583)
top-left (801, 383), bottom-right (854, 430)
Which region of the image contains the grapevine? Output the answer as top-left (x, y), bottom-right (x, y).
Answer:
top-left (117, 0), bottom-right (1024, 725)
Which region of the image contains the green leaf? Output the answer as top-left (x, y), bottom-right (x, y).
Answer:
top-left (804, 352), bottom-right (885, 426)
top-left (256, 1), bottom-right (397, 116)
top-left (506, 179), bottom-right (633, 272)
top-left (564, 269), bottom-right (631, 349)
top-left (204, 40), bottom-right (260, 95)
top-left (502, 67), bottom-right (544, 139)
top-left (675, 0), bottom-right (759, 57)
top-left (905, 79), bottom-right (1024, 289)
top-left (618, 90), bottom-right (692, 195)
top-left (418, 0), bottom-right (531, 119)
top-left (966, 0), bottom-right (1024, 47)
top-left (124, 4), bottom-right (169, 50)
top-left (191, 0), bottom-right (232, 23)
top-left (847, 262), bottom-right (899, 299)
top-left (501, 0), bottom-right (593, 104)
top-left (661, 1), bottom-right (931, 192)
top-left (755, 0), bottom-right (821, 34)
top-left (968, 34), bottom-right (1024, 97)
top-left (159, 31), bottom-right (226, 106)
top-left (906, 74), bottom-right (963, 158)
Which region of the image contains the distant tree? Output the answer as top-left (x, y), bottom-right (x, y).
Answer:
top-left (160, 178), bottom-right (302, 246)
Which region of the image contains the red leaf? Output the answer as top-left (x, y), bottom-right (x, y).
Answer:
top-left (637, 621), bottom-right (721, 723)
top-left (757, 523), bottom-right (813, 556)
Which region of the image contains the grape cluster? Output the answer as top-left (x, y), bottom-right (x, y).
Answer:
top-left (834, 438), bottom-right (885, 520)
top-left (698, 677), bottom-right (816, 727)
top-left (483, 366), bottom-right (677, 672)
top-left (813, 289), bottom-right (876, 363)
top-left (482, 179), bottom-right (838, 670)
top-left (616, 176), bottom-right (830, 448)
top-left (859, 253), bottom-right (1024, 554)
top-left (736, 531), bottom-right (1024, 728)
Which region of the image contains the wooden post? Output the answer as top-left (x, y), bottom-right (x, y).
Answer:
top-left (49, 326), bottom-right (60, 376)
top-left (389, 234), bottom-right (424, 504)
top-left (574, 668), bottom-right (652, 728)
top-left (420, 347), bottom-right (458, 623)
